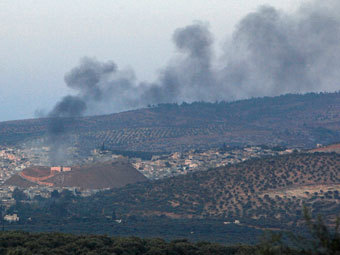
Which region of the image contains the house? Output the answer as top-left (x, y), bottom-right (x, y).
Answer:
top-left (51, 166), bottom-right (62, 172)
top-left (224, 220), bottom-right (240, 225)
top-left (51, 166), bottom-right (71, 172)
top-left (4, 214), bottom-right (19, 222)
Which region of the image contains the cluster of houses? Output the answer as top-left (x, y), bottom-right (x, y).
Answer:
top-left (130, 146), bottom-right (295, 179)
top-left (0, 147), bottom-right (30, 184)
top-left (0, 143), bottom-right (297, 223)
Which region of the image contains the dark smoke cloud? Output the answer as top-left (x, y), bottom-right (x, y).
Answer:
top-left (140, 23), bottom-right (217, 104)
top-left (222, 2), bottom-right (340, 99)
top-left (47, 96), bottom-right (86, 165)
top-left (49, 96), bottom-right (86, 119)
top-left (52, 0), bottom-right (340, 115)
top-left (64, 58), bottom-right (117, 101)
top-left (46, 0), bottom-right (340, 163)
top-left (46, 58), bottom-right (132, 164)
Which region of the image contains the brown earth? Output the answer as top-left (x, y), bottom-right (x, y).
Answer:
top-left (21, 166), bottom-right (51, 178)
top-left (5, 174), bottom-right (38, 189)
top-left (5, 161), bottom-right (147, 189)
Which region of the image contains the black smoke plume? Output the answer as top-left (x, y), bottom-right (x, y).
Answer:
top-left (47, 96), bottom-right (86, 165)
top-left (221, 1), bottom-right (340, 98)
top-left (47, 0), bottom-right (340, 162)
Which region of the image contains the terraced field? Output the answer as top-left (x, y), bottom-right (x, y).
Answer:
top-left (1, 92), bottom-right (340, 152)
top-left (80, 153), bottom-right (340, 229)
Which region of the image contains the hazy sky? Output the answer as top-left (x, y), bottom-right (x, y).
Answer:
top-left (1, 0), bottom-right (306, 121)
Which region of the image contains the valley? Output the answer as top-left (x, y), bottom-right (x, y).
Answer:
top-left (0, 93), bottom-right (340, 244)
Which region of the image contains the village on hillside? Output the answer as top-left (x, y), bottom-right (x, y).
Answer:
top-left (0, 143), bottom-right (298, 209)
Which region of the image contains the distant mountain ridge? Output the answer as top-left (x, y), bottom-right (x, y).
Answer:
top-left (1, 92), bottom-right (340, 151)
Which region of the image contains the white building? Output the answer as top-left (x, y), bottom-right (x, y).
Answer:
top-left (4, 214), bottom-right (19, 222)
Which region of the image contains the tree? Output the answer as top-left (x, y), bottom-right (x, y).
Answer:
top-left (12, 188), bottom-right (27, 202)
top-left (259, 206), bottom-right (340, 254)
top-left (50, 190), bottom-right (60, 199)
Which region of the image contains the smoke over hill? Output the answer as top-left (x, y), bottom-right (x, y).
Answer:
top-left (50, 0), bottom-right (340, 118)
top-left (46, 0), bottom-right (340, 163)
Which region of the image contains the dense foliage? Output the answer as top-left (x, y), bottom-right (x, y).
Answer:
top-left (0, 232), bottom-right (247, 255)
top-left (1, 210), bottom-right (340, 254)
top-left (257, 208), bottom-right (340, 254)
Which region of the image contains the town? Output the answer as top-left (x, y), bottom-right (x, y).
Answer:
top-left (127, 146), bottom-right (296, 179)
top-left (0, 143), bottom-right (297, 211)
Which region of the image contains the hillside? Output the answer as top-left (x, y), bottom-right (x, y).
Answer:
top-left (310, 143), bottom-right (340, 153)
top-left (78, 153), bottom-right (340, 229)
top-left (5, 161), bottom-right (147, 189)
top-left (1, 92), bottom-right (340, 152)
top-left (7, 152), bottom-right (340, 242)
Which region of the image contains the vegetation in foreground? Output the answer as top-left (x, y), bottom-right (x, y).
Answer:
top-left (1, 209), bottom-right (340, 254)
top-left (257, 207), bottom-right (340, 255)
top-left (0, 232), bottom-right (248, 255)
top-left (0, 207), bottom-right (340, 255)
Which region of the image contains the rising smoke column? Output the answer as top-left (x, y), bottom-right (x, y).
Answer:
top-left (47, 96), bottom-right (86, 164)
top-left (47, 0), bottom-right (340, 161)
top-left (140, 23), bottom-right (218, 104)
top-left (64, 58), bottom-right (117, 102)
top-left (141, 0), bottom-right (340, 103)
top-left (53, 0), bottom-right (340, 113)
top-left (47, 58), bottom-right (117, 164)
